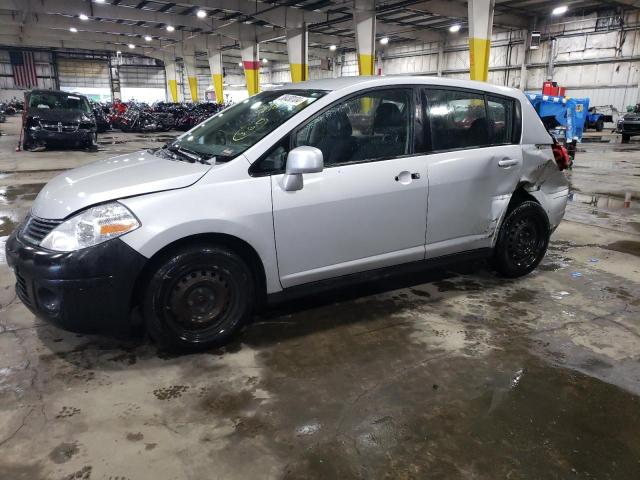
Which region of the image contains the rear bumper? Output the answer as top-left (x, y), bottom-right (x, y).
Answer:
top-left (5, 232), bottom-right (146, 333)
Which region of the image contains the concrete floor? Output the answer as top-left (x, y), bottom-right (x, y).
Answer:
top-left (0, 115), bottom-right (639, 479)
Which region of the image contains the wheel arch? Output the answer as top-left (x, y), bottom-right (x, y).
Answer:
top-left (508, 183), bottom-right (540, 212)
top-left (130, 232), bottom-right (268, 314)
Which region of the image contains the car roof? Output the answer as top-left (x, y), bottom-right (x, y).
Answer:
top-left (274, 75), bottom-right (522, 99)
top-left (28, 89), bottom-right (87, 97)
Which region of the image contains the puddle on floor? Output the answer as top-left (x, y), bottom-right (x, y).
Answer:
top-left (603, 240), bottom-right (640, 257)
top-left (0, 184), bottom-right (46, 204)
top-left (568, 191), bottom-right (636, 211)
top-left (0, 216), bottom-right (17, 236)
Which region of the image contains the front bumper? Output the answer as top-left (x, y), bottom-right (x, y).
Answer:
top-left (28, 128), bottom-right (94, 146)
top-left (5, 231), bottom-right (147, 333)
top-left (616, 121), bottom-right (640, 135)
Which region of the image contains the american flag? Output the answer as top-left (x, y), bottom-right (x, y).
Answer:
top-left (10, 50), bottom-right (38, 89)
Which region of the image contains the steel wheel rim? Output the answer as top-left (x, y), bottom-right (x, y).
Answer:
top-left (506, 217), bottom-right (543, 269)
top-left (161, 268), bottom-right (234, 341)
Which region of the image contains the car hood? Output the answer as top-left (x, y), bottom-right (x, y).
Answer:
top-left (31, 150), bottom-right (212, 219)
top-left (27, 108), bottom-right (91, 123)
top-left (622, 113), bottom-right (640, 121)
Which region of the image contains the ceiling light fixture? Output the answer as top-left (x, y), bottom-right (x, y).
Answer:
top-left (144, 35), bottom-right (152, 41)
top-left (262, 58), bottom-right (268, 63)
top-left (238, 62), bottom-right (243, 67)
top-left (379, 37), bottom-right (389, 45)
top-left (69, 27), bottom-right (78, 33)
top-left (196, 9), bottom-right (207, 18)
top-left (166, 25), bottom-right (175, 32)
top-left (94, 0), bottom-right (106, 3)
top-left (552, 5), bottom-right (568, 15)
top-left (449, 24), bottom-right (461, 33)
top-left (128, 44), bottom-right (135, 49)
top-left (79, 13), bottom-right (89, 20)
top-left (329, 45), bottom-right (337, 51)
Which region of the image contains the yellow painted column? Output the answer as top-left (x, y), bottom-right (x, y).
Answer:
top-left (468, 0), bottom-right (495, 82)
top-left (287, 26), bottom-right (308, 82)
top-left (183, 52), bottom-right (199, 102)
top-left (353, 0), bottom-right (376, 76)
top-left (164, 60), bottom-right (179, 102)
top-left (208, 49), bottom-right (224, 103)
top-left (241, 42), bottom-right (260, 95)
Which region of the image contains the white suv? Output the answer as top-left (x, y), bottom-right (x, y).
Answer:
top-left (7, 76), bottom-right (570, 351)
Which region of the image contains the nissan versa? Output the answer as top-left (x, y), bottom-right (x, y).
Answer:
top-left (6, 77), bottom-right (570, 351)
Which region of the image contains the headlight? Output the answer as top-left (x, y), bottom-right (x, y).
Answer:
top-left (40, 202), bottom-right (140, 252)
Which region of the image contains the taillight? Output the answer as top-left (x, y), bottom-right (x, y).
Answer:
top-left (552, 143), bottom-right (570, 171)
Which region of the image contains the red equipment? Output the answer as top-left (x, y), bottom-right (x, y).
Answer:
top-left (542, 81), bottom-right (566, 97)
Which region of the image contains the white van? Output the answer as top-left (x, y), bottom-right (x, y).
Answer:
top-left (6, 76), bottom-right (570, 351)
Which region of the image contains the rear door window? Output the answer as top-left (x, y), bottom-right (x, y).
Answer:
top-left (487, 96), bottom-right (514, 145)
top-left (424, 89), bottom-right (489, 151)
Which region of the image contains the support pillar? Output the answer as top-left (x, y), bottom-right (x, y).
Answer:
top-left (468, 0), bottom-right (495, 82)
top-left (286, 26), bottom-right (308, 82)
top-left (353, 0), bottom-right (376, 76)
top-left (183, 48), bottom-right (199, 102)
top-left (519, 29), bottom-right (529, 90)
top-left (241, 41), bottom-right (260, 95)
top-left (436, 34), bottom-right (445, 77)
top-left (208, 51), bottom-right (224, 103)
top-left (164, 59), bottom-right (179, 102)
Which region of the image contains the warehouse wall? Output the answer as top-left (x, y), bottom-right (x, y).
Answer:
top-left (0, 50), bottom-right (56, 102)
top-left (260, 9), bottom-right (640, 113)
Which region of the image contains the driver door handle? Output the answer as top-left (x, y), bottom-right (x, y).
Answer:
top-left (498, 158), bottom-right (519, 168)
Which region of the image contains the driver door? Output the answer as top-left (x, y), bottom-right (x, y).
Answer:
top-left (269, 87), bottom-right (429, 288)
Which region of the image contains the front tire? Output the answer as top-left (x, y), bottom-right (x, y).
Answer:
top-left (622, 134), bottom-right (631, 144)
top-left (143, 245), bottom-right (255, 351)
top-left (87, 132), bottom-right (98, 151)
top-left (491, 201), bottom-right (550, 278)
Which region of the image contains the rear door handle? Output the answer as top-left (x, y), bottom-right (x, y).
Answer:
top-left (498, 158), bottom-right (519, 168)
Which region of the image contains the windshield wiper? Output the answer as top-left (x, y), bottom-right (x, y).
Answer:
top-left (165, 144), bottom-right (212, 165)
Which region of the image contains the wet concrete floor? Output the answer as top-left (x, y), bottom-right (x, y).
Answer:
top-left (0, 116), bottom-right (639, 479)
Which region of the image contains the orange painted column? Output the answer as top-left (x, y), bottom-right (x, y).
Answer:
top-left (241, 42), bottom-right (260, 95)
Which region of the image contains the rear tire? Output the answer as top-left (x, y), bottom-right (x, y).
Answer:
top-left (143, 245), bottom-right (255, 352)
top-left (622, 134), bottom-right (631, 144)
top-left (491, 201), bottom-right (550, 278)
top-left (595, 118), bottom-right (604, 132)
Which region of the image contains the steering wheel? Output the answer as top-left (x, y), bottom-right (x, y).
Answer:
top-left (212, 130), bottom-right (227, 145)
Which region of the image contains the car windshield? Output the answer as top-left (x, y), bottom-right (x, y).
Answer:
top-left (166, 89), bottom-right (326, 162)
top-left (28, 92), bottom-right (91, 113)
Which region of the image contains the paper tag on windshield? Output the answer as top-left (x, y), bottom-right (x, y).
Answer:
top-left (274, 94), bottom-right (314, 108)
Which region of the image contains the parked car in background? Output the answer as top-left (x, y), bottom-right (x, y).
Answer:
top-left (617, 105), bottom-right (640, 143)
top-left (22, 90), bottom-right (98, 151)
top-left (7, 77), bottom-right (570, 351)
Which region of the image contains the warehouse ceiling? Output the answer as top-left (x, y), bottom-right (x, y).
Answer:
top-left (0, 0), bottom-right (637, 61)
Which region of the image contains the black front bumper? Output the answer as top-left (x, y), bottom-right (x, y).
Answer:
top-left (5, 232), bottom-right (147, 333)
top-left (617, 122), bottom-right (640, 136)
top-left (27, 128), bottom-right (94, 147)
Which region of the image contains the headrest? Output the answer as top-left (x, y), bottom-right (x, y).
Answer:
top-left (374, 102), bottom-right (404, 130)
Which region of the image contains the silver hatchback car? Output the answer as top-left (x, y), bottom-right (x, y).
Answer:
top-left (7, 77), bottom-right (570, 350)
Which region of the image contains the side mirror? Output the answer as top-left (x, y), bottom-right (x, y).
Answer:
top-left (282, 146), bottom-right (323, 191)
